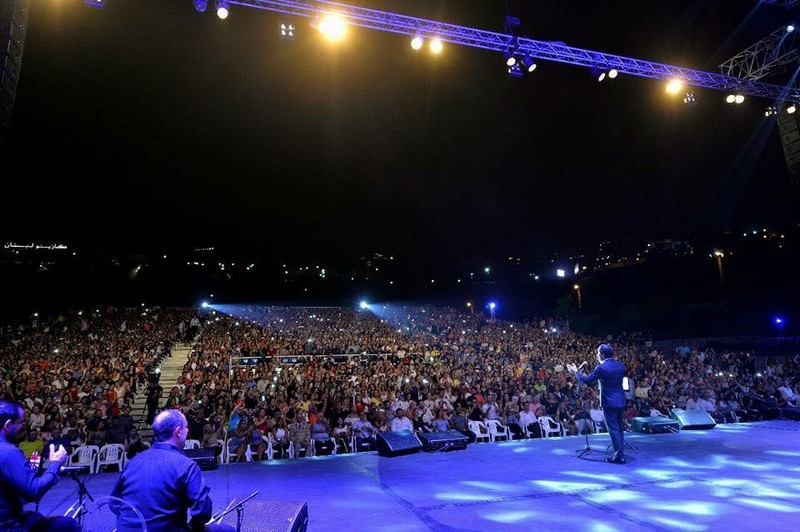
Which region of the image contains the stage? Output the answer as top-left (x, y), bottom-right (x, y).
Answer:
top-left (39, 420), bottom-right (800, 531)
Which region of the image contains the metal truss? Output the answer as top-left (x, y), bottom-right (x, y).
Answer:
top-left (720, 26), bottom-right (799, 80)
top-left (230, 0), bottom-right (800, 101)
top-left (0, 0), bottom-right (31, 143)
top-left (757, 0), bottom-right (800, 8)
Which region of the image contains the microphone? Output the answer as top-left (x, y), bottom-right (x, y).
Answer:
top-left (577, 361), bottom-right (589, 372)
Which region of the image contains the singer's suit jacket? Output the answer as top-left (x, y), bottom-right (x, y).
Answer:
top-left (574, 358), bottom-right (626, 408)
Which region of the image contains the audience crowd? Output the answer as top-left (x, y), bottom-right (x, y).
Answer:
top-left (2, 304), bottom-right (799, 462)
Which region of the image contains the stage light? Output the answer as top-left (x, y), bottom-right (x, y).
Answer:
top-left (319, 12), bottom-right (347, 41)
top-left (201, 301), bottom-right (209, 308)
top-left (726, 94), bottom-right (736, 104)
top-left (765, 106), bottom-right (778, 117)
top-left (735, 94), bottom-right (745, 104)
top-left (280, 23), bottom-right (295, 38)
top-left (430, 38), bottom-right (443, 54)
top-left (216, 0), bottom-right (229, 19)
top-left (504, 52), bottom-right (517, 67)
top-left (788, 102), bottom-right (797, 114)
top-left (522, 54), bottom-right (537, 73)
top-left (410, 36), bottom-right (424, 50)
top-left (193, 0), bottom-right (208, 12)
top-left (83, 0), bottom-right (106, 9)
top-left (787, 25), bottom-right (795, 33)
top-left (683, 92), bottom-right (696, 105)
top-left (359, 301), bottom-right (369, 309)
top-left (665, 78), bottom-right (683, 94)
top-left (607, 68), bottom-right (618, 79)
top-left (590, 66), bottom-right (605, 82)
top-left (506, 63), bottom-right (523, 77)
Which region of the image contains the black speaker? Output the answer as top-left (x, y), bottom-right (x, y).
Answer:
top-left (184, 447), bottom-right (218, 470)
top-left (418, 430), bottom-right (468, 452)
top-left (375, 430), bottom-right (423, 457)
top-left (670, 408), bottom-right (717, 430)
top-left (630, 416), bottom-right (679, 434)
top-left (219, 500), bottom-right (308, 532)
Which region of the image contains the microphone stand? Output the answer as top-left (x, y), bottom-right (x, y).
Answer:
top-left (64, 470), bottom-right (95, 528)
top-left (573, 365), bottom-right (606, 460)
top-left (208, 490), bottom-right (258, 532)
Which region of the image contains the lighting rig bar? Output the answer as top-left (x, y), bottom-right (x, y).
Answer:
top-left (719, 26), bottom-right (799, 81)
top-left (230, 0), bottom-right (800, 101)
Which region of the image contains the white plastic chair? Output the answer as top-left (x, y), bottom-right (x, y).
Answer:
top-left (288, 440), bottom-right (313, 458)
top-left (539, 416), bottom-right (565, 438)
top-left (468, 420), bottom-right (491, 443)
top-left (96, 443), bottom-right (126, 473)
top-left (184, 439), bottom-right (201, 450)
top-left (69, 445), bottom-right (100, 474)
top-left (485, 419), bottom-right (511, 442)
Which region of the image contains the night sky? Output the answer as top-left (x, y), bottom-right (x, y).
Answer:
top-left (3, 0), bottom-right (798, 265)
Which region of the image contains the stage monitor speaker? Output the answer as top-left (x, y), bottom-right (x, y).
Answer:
top-left (630, 416), bottom-right (679, 434)
top-left (184, 447), bottom-right (218, 470)
top-left (418, 430), bottom-right (468, 452)
top-left (219, 500), bottom-right (308, 532)
top-left (376, 430), bottom-right (422, 457)
top-left (670, 408), bottom-right (717, 430)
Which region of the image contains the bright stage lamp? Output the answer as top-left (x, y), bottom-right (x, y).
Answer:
top-left (193, 0), bottom-right (208, 12)
top-left (788, 103), bottom-right (797, 114)
top-left (411, 36), bottom-right (424, 50)
top-left (726, 94), bottom-right (736, 104)
top-left (216, 0), bottom-right (229, 19)
top-left (734, 94), bottom-right (745, 104)
top-left (319, 13), bottom-right (347, 41)
top-left (608, 68), bottom-right (618, 79)
top-left (665, 78), bottom-right (683, 94)
top-left (430, 38), bottom-right (443, 54)
top-left (359, 301), bottom-right (369, 309)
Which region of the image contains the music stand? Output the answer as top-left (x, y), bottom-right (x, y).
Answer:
top-left (209, 490), bottom-right (259, 532)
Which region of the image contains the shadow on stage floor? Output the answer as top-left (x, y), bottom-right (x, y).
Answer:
top-left (38, 420), bottom-right (800, 531)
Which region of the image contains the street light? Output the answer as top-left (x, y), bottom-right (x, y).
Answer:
top-left (712, 249), bottom-right (724, 285)
top-left (573, 284), bottom-right (582, 310)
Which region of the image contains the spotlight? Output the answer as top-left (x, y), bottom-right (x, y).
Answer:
top-left (430, 38), bottom-right (443, 54)
top-left (665, 78), bottom-right (683, 94)
top-left (726, 93), bottom-right (736, 104)
top-left (280, 23), bottom-right (295, 38)
top-left (193, 0), bottom-right (208, 12)
top-left (788, 102), bottom-right (797, 114)
top-left (504, 51), bottom-right (517, 67)
top-left (683, 92), bottom-right (696, 105)
top-left (590, 66), bottom-right (605, 82)
top-left (319, 12), bottom-right (347, 41)
top-left (735, 94), bottom-right (745, 104)
top-left (201, 301), bottom-right (209, 308)
top-left (410, 36), bottom-right (424, 50)
top-left (216, 0), bottom-right (229, 19)
top-left (765, 106), bottom-right (778, 117)
top-left (522, 54), bottom-right (537, 73)
top-left (359, 301), bottom-right (369, 310)
top-left (607, 68), bottom-right (618, 79)
top-left (507, 62), bottom-right (523, 78)
top-left (788, 25), bottom-right (795, 33)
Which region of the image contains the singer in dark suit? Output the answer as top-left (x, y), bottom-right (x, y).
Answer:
top-left (567, 344), bottom-right (627, 464)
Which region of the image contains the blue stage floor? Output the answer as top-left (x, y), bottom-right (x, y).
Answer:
top-left (38, 420), bottom-right (800, 531)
